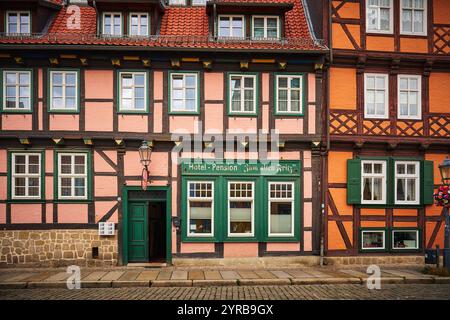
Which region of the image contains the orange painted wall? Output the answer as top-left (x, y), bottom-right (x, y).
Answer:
top-left (433, 0), bottom-right (450, 24)
top-left (400, 38), bottom-right (428, 53)
top-left (366, 36), bottom-right (395, 52)
top-left (329, 68), bottom-right (356, 109)
top-left (328, 151), bottom-right (353, 183)
top-left (429, 73), bottom-right (450, 113)
top-left (336, 1), bottom-right (360, 19)
top-left (332, 23), bottom-right (360, 50)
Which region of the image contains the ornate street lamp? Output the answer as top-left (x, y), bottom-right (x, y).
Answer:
top-left (438, 157), bottom-right (450, 269)
top-left (139, 141), bottom-right (152, 190)
top-left (439, 157), bottom-right (450, 187)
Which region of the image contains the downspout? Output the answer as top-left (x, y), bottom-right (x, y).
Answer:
top-left (92, 0), bottom-right (99, 37)
top-left (213, 3), bottom-right (217, 40)
top-left (319, 0), bottom-right (333, 267)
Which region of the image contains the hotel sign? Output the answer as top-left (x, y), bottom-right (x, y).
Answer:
top-left (181, 160), bottom-right (301, 176)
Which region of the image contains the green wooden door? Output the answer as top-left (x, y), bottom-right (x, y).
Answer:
top-left (128, 202), bottom-right (148, 262)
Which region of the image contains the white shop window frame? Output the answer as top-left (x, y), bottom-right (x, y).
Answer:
top-left (364, 73), bottom-right (389, 119)
top-left (251, 15), bottom-right (280, 39)
top-left (400, 0), bottom-right (427, 36)
top-left (366, 0), bottom-right (393, 34)
top-left (58, 153), bottom-right (88, 200)
top-left (187, 181), bottom-right (214, 237)
top-left (397, 74), bottom-right (422, 120)
top-left (361, 229), bottom-right (386, 250)
top-left (6, 11), bottom-right (31, 34)
top-left (217, 15), bottom-right (245, 38)
top-left (361, 160), bottom-right (387, 205)
top-left (268, 181), bottom-right (295, 237)
top-left (227, 181), bottom-right (255, 237)
top-left (11, 153), bottom-right (41, 199)
top-left (102, 12), bottom-right (122, 36)
top-left (391, 229), bottom-right (419, 250)
top-left (394, 161), bottom-right (420, 205)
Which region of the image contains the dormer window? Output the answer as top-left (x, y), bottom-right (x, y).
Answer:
top-left (252, 16), bottom-right (280, 39)
top-left (168, 0), bottom-right (186, 5)
top-left (218, 15), bottom-right (244, 38)
top-left (129, 13), bottom-right (149, 36)
top-left (6, 11), bottom-right (30, 34)
top-left (102, 12), bottom-right (122, 36)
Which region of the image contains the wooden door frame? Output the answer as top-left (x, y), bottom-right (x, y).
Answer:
top-left (121, 186), bottom-right (172, 265)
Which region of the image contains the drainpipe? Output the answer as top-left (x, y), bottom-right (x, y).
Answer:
top-left (92, 0), bottom-right (99, 37)
top-left (319, 0), bottom-right (333, 267)
top-left (213, 3), bottom-right (217, 40)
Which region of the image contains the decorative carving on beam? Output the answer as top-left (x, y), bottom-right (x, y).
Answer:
top-left (202, 60), bottom-right (212, 70)
top-left (114, 139), bottom-right (124, 146)
top-left (80, 58), bottom-right (88, 66)
top-left (423, 59), bottom-right (433, 77)
top-left (356, 56), bottom-right (366, 74)
top-left (171, 59), bottom-right (181, 68)
top-left (52, 138), bottom-right (64, 145)
top-left (419, 143), bottom-right (430, 151)
top-left (83, 138), bottom-right (93, 145)
top-left (354, 141), bottom-right (364, 149)
top-left (314, 63), bottom-right (324, 71)
top-left (14, 57), bottom-right (24, 65)
top-left (240, 60), bottom-right (249, 70)
top-left (390, 59), bottom-right (400, 75)
top-left (49, 57), bottom-right (59, 66)
top-left (278, 61), bottom-right (287, 70)
top-left (387, 142), bottom-right (398, 150)
top-left (111, 58), bottom-right (121, 67)
top-left (142, 58), bottom-right (151, 67)
top-left (19, 138), bottom-right (30, 145)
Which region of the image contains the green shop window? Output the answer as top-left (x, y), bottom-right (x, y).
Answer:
top-left (347, 157), bottom-right (434, 206)
top-left (360, 227), bottom-right (421, 252)
top-left (187, 180), bottom-right (214, 237)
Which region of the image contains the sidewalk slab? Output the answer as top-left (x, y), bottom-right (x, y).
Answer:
top-left (238, 271), bottom-right (260, 279)
top-left (286, 270), bottom-right (315, 278)
top-left (291, 277), bottom-right (361, 285)
top-left (361, 277), bottom-right (404, 284)
top-left (151, 280), bottom-right (192, 287)
top-left (44, 272), bottom-right (71, 282)
top-left (28, 281), bottom-right (68, 289)
top-left (156, 271), bottom-right (172, 280)
top-left (0, 282), bottom-right (28, 289)
top-left (204, 271), bottom-right (222, 280)
top-left (220, 271), bottom-right (241, 280)
top-left (192, 280), bottom-right (237, 287)
top-left (171, 271), bottom-right (188, 280)
top-left (2, 273), bottom-right (38, 282)
top-left (239, 279), bottom-right (291, 286)
top-left (118, 271), bottom-right (140, 281)
top-left (270, 270), bottom-right (292, 279)
top-left (254, 270), bottom-right (278, 279)
top-left (136, 270), bottom-right (159, 281)
top-left (82, 271), bottom-right (108, 281)
top-left (80, 281), bottom-right (112, 288)
top-left (112, 280), bottom-right (150, 288)
top-left (100, 271), bottom-right (125, 281)
top-left (188, 271), bottom-right (205, 280)
top-left (434, 277), bottom-right (450, 284)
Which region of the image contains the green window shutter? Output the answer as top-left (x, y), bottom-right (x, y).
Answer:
top-left (347, 159), bottom-right (361, 204)
top-left (422, 160), bottom-right (434, 205)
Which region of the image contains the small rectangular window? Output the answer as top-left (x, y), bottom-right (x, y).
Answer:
top-left (119, 72), bottom-right (147, 112)
top-left (187, 181), bottom-right (214, 236)
top-left (361, 229), bottom-right (386, 250)
top-left (218, 15), bottom-right (244, 38)
top-left (50, 71), bottom-right (78, 111)
top-left (228, 182), bottom-right (254, 237)
top-left (11, 153), bottom-right (41, 199)
top-left (252, 16), bottom-right (280, 39)
top-left (229, 74), bottom-right (257, 115)
top-left (2, 70), bottom-right (31, 111)
top-left (366, 0), bottom-right (393, 33)
top-left (401, 0), bottom-right (426, 35)
top-left (58, 153), bottom-right (88, 200)
top-left (170, 72), bottom-right (199, 113)
top-left (129, 13), bottom-right (149, 36)
top-left (394, 161), bottom-right (420, 205)
top-left (192, 0), bottom-right (207, 5)
top-left (102, 13), bottom-right (122, 36)
top-left (361, 160), bottom-right (386, 204)
top-left (168, 0), bottom-right (186, 5)
top-left (364, 73), bottom-right (389, 119)
top-left (276, 75), bottom-right (303, 114)
top-left (268, 182), bottom-right (294, 237)
top-left (398, 75), bottom-right (421, 120)
top-left (6, 11), bottom-right (30, 34)
top-left (392, 229), bottom-right (419, 250)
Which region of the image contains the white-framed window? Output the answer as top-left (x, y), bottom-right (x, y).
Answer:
top-left (275, 74), bottom-right (303, 114)
top-left (2, 70), bottom-right (31, 111)
top-left (398, 75), bottom-right (421, 120)
top-left (392, 229), bottom-right (419, 250)
top-left (58, 153), bottom-right (88, 200)
top-left (218, 15), bottom-right (245, 38)
top-left (361, 160), bottom-right (387, 204)
top-left (366, 0), bottom-right (393, 34)
top-left (119, 72), bottom-right (147, 112)
top-left (187, 181), bottom-right (214, 237)
top-left (102, 12), bottom-right (122, 36)
top-left (170, 72), bottom-right (198, 113)
top-left (229, 74), bottom-right (257, 114)
top-left (168, 0), bottom-right (186, 5)
top-left (6, 11), bottom-right (30, 34)
top-left (252, 16), bottom-right (280, 39)
top-left (11, 153), bottom-right (41, 199)
top-left (361, 229), bottom-right (386, 250)
top-left (49, 71), bottom-right (78, 111)
top-left (394, 161), bottom-right (420, 205)
top-left (129, 13), bottom-right (149, 36)
top-left (228, 182), bottom-right (254, 237)
top-left (268, 182), bottom-right (294, 237)
top-left (192, 0), bottom-right (206, 5)
top-left (401, 0), bottom-right (427, 35)
top-left (364, 73), bottom-right (389, 119)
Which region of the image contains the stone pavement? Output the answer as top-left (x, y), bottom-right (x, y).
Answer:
top-left (0, 266), bottom-right (449, 289)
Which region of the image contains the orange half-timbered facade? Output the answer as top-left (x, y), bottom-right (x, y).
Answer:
top-left (324, 0), bottom-right (450, 257)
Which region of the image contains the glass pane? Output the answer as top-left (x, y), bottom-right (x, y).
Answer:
top-left (29, 156), bottom-right (39, 173)
top-left (380, 8), bottom-right (390, 30)
top-left (362, 231), bottom-right (384, 249)
top-left (185, 75), bottom-right (196, 87)
top-left (399, 78), bottom-right (408, 90)
top-left (414, 0), bottom-right (423, 8)
top-left (374, 163), bottom-right (382, 174)
top-left (231, 90), bottom-right (241, 102)
top-left (66, 86), bottom-right (76, 97)
top-left (61, 156), bottom-right (72, 174)
top-left (230, 201), bottom-right (252, 234)
top-left (172, 89), bottom-right (182, 100)
top-left (53, 73), bottom-right (63, 85)
top-left (291, 77), bottom-right (300, 88)
top-left (66, 73), bottom-right (76, 85)
top-left (291, 101), bottom-right (300, 112)
top-left (363, 163), bottom-right (372, 174)
top-left (19, 73), bottom-right (29, 85)
top-left (413, 10), bottom-right (423, 32)
top-left (135, 87), bottom-right (144, 98)
top-left (254, 18), bottom-right (264, 28)
top-left (407, 164), bottom-right (416, 174)
top-left (6, 73), bottom-right (16, 84)
top-left (402, 9), bottom-right (412, 32)
top-left (373, 178), bottom-right (382, 200)
top-left (189, 201), bottom-right (212, 234)
top-left (406, 178), bottom-right (416, 201)
top-left (135, 98), bottom-right (145, 110)
top-left (186, 88), bottom-right (195, 100)
top-left (52, 86), bottom-right (62, 98)
top-left (397, 178), bottom-right (406, 201)
top-left (244, 77), bottom-right (253, 88)
top-left (270, 202), bottom-right (292, 234)
top-left (253, 28), bottom-right (264, 38)
top-left (186, 99), bottom-right (196, 111)
top-left (14, 155), bottom-right (26, 173)
top-left (397, 163), bottom-right (405, 174)
top-left (410, 78), bottom-right (418, 90)
top-left (122, 75), bottom-right (132, 87)
top-left (363, 177), bottom-right (371, 200)
top-left (393, 231), bottom-right (417, 248)
top-left (135, 74), bottom-right (145, 86)
top-left (278, 77), bottom-right (288, 88)
top-left (19, 98), bottom-right (29, 109)
top-left (290, 90), bottom-right (300, 101)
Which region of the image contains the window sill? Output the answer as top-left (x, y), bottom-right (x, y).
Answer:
top-left (48, 109), bottom-right (79, 114)
top-left (365, 31), bottom-right (394, 36)
top-left (168, 112), bottom-right (200, 116)
top-left (228, 113), bottom-right (258, 117)
top-left (274, 112), bottom-right (304, 117)
top-left (7, 199), bottom-right (45, 204)
top-left (356, 204), bottom-right (424, 209)
top-left (54, 199), bottom-right (92, 204)
top-left (1, 109), bottom-right (33, 114)
top-left (117, 110), bottom-right (149, 115)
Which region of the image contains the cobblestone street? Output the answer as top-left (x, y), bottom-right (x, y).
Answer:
top-left (1, 284), bottom-right (450, 300)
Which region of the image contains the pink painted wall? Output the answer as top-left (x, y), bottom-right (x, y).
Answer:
top-left (45, 177), bottom-right (53, 200)
top-left (38, 68), bottom-right (43, 98)
top-left (279, 151), bottom-right (301, 160)
top-left (262, 104), bottom-right (269, 133)
top-left (303, 231), bottom-right (312, 251)
top-left (57, 203), bottom-right (88, 223)
top-left (204, 73), bottom-right (223, 100)
top-left (181, 242), bottom-right (215, 253)
top-left (153, 102), bottom-right (163, 133)
top-left (49, 114), bottom-right (79, 131)
top-left (266, 242), bottom-right (300, 251)
top-left (94, 150), bottom-right (117, 173)
top-left (262, 73), bottom-right (269, 102)
top-left (95, 176), bottom-right (118, 196)
top-left (45, 150), bottom-right (53, 173)
top-left (0, 150), bottom-right (6, 172)
top-left (303, 150), bottom-right (311, 168)
top-left (308, 105), bottom-right (316, 134)
top-left (205, 103), bottom-right (223, 133)
top-left (124, 151), bottom-right (141, 176)
top-left (148, 152), bottom-right (169, 177)
top-left (223, 243), bottom-right (258, 258)
top-left (1, 114), bottom-right (32, 131)
top-left (170, 116), bottom-right (200, 134)
top-left (38, 102), bottom-right (43, 131)
top-left (275, 118), bottom-right (303, 134)
top-left (118, 115), bottom-right (148, 132)
top-left (46, 204), bottom-right (53, 223)
top-left (11, 204), bottom-right (41, 223)
top-left (0, 204), bottom-right (6, 223)
top-left (153, 71), bottom-right (164, 100)
top-left (95, 201), bottom-right (117, 223)
top-left (228, 117), bottom-right (257, 133)
top-left (0, 177), bottom-right (6, 200)
top-left (85, 70), bottom-right (113, 99)
top-left (85, 102), bottom-right (113, 132)
top-left (303, 171), bottom-right (312, 199)
top-left (308, 73), bottom-right (316, 102)
top-left (304, 202), bottom-right (312, 228)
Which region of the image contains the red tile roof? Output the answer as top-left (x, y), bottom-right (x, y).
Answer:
top-left (0, 2), bottom-right (326, 52)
